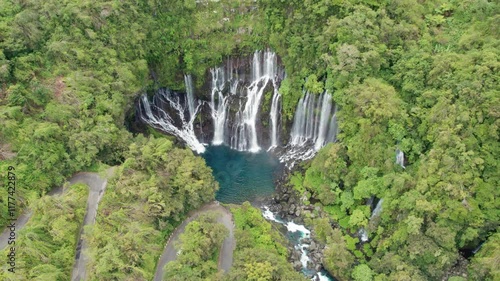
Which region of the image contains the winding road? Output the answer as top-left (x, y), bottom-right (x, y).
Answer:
top-left (0, 168), bottom-right (114, 281)
top-left (153, 202), bottom-right (235, 281)
top-left (70, 169), bottom-right (114, 281)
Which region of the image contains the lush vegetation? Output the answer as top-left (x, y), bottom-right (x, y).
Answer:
top-left (0, 0), bottom-right (265, 227)
top-left (0, 183), bottom-right (88, 281)
top-left (1, 0), bottom-right (498, 280)
top-left (155, 202), bottom-right (306, 280)
top-left (226, 202), bottom-right (307, 281)
top-left (164, 212), bottom-right (228, 281)
top-left (280, 1), bottom-right (499, 279)
top-left (86, 136), bottom-right (218, 281)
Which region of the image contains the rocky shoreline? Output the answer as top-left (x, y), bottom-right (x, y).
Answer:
top-left (263, 166), bottom-right (332, 279)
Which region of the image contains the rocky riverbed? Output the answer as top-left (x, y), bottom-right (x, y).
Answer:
top-left (262, 167), bottom-right (333, 280)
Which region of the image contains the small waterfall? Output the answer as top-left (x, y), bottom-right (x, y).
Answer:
top-left (359, 229), bottom-right (369, 242)
top-left (210, 67), bottom-right (229, 145)
top-left (268, 85), bottom-right (281, 150)
top-left (358, 198), bottom-right (383, 243)
top-left (138, 89), bottom-right (205, 153)
top-left (371, 199), bottom-right (383, 219)
top-left (396, 149), bottom-right (405, 168)
top-left (314, 92), bottom-right (333, 150)
top-left (280, 91), bottom-right (338, 167)
top-left (184, 74), bottom-right (197, 121)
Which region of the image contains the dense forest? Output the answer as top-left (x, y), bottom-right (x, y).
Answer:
top-left (0, 0), bottom-right (498, 280)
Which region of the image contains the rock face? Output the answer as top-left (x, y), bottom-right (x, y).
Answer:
top-left (265, 166), bottom-right (329, 276)
top-left (135, 50), bottom-right (339, 166)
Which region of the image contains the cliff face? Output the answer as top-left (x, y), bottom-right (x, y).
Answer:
top-left (136, 50), bottom-right (338, 169)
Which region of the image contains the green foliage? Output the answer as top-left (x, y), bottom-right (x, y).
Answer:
top-left (226, 202), bottom-right (307, 281)
top-left (164, 212), bottom-right (228, 281)
top-left (86, 137), bottom-right (218, 280)
top-left (1, 0), bottom-right (498, 280)
top-left (0, 183), bottom-right (88, 280)
top-left (468, 232), bottom-right (500, 281)
top-left (276, 0), bottom-right (499, 280)
top-left (352, 264), bottom-right (374, 281)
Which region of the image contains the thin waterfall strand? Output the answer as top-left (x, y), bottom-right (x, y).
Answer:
top-left (138, 90), bottom-right (205, 153)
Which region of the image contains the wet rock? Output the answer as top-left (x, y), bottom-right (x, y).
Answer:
top-left (310, 241), bottom-right (317, 251)
top-left (293, 261), bottom-right (302, 271)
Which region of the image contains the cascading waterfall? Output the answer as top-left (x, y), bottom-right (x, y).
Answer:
top-left (138, 50), bottom-right (338, 166)
top-left (210, 67), bottom-right (229, 145)
top-left (268, 85), bottom-right (281, 150)
top-left (396, 149), bottom-right (405, 168)
top-left (138, 89), bottom-right (205, 153)
top-left (326, 104), bottom-right (338, 143)
top-left (280, 91), bottom-right (338, 167)
top-left (232, 51), bottom-right (277, 152)
top-left (184, 74), bottom-right (197, 120)
top-left (314, 92), bottom-right (334, 150)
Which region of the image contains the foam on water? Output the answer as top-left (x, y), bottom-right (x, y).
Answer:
top-left (261, 206), bottom-right (335, 281)
top-left (286, 221), bottom-right (311, 236)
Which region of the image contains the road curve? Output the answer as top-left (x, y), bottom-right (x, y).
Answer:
top-left (0, 168), bottom-right (114, 281)
top-left (0, 172), bottom-right (95, 250)
top-left (71, 168), bottom-right (115, 281)
top-left (153, 202), bottom-right (235, 281)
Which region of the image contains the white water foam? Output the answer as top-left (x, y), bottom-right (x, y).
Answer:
top-left (396, 149), bottom-right (405, 168)
top-left (279, 91), bottom-right (338, 168)
top-left (138, 90), bottom-right (205, 153)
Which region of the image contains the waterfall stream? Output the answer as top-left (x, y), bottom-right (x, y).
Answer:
top-left (396, 149), bottom-right (405, 168)
top-left (184, 74), bottom-right (197, 121)
top-left (210, 67), bottom-right (229, 145)
top-left (262, 207), bottom-right (334, 281)
top-left (279, 91), bottom-right (338, 167)
top-left (268, 84), bottom-right (281, 150)
top-left (138, 89), bottom-right (206, 153)
top-left (137, 50), bottom-right (338, 166)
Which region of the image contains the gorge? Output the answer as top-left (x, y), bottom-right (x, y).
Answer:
top-left (137, 50), bottom-right (339, 280)
top-left (2, 1), bottom-right (497, 280)
top-left (137, 50), bottom-right (339, 165)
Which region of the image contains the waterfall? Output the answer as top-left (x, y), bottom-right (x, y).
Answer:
top-left (208, 50), bottom-right (281, 152)
top-left (359, 229), bottom-right (369, 242)
top-left (280, 91), bottom-right (338, 167)
top-left (371, 199), bottom-right (383, 219)
top-left (396, 149), bottom-right (405, 168)
top-left (138, 50), bottom-right (340, 168)
top-left (326, 104), bottom-right (338, 143)
top-left (268, 84), bottom-right (281, 150)
top-left (358, 198), bottom-right (383, 243)
top-left (210, 67), bottom-right (229, 145)
top-left (232, 51), bottom-right (276, 152)
top-left (138, 89), bottom-right (205, 153)
top-left (289, 91), bottom-right (337, 147)
top-left (314, 92), bottom-right (333, 150)
top-left (184, 74), bottom-right (197, 121)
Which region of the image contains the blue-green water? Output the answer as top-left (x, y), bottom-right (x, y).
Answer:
top-left (202, 145), bottom-right (281, 204)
